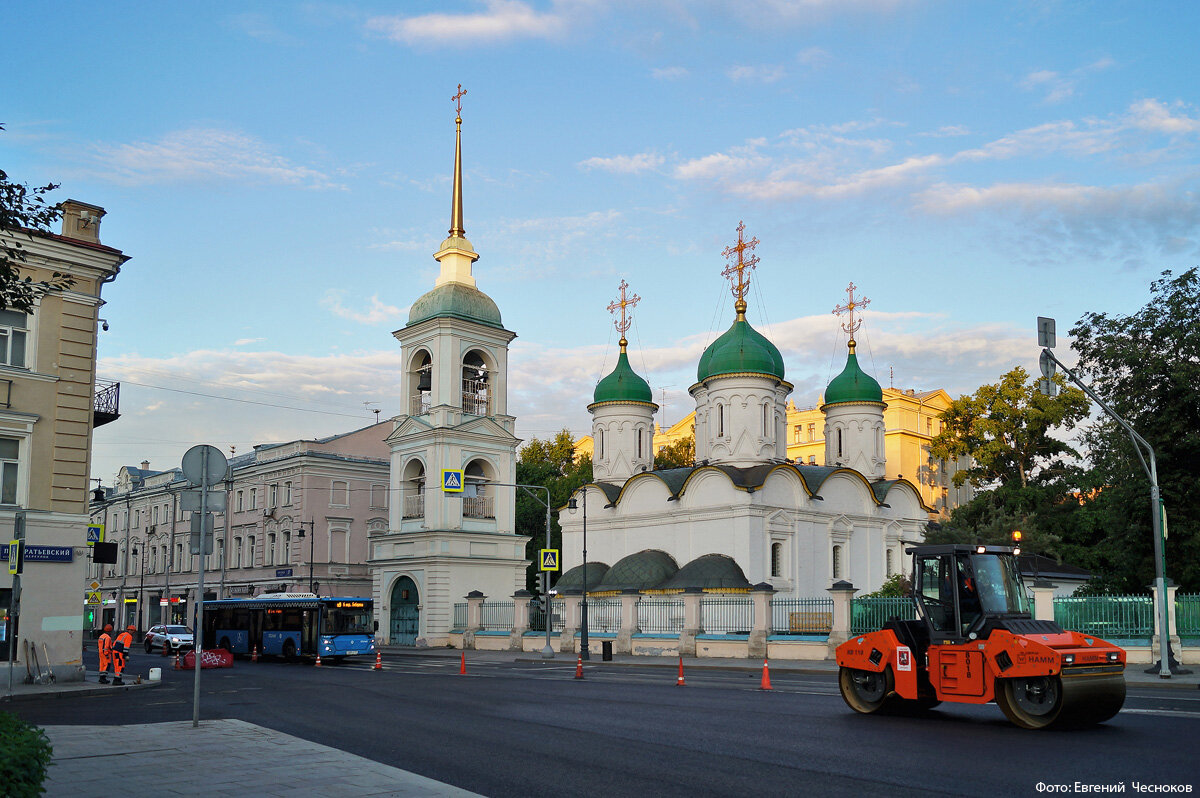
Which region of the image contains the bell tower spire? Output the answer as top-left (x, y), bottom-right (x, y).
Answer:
top-left (434, 83), bottom-right (479, 288)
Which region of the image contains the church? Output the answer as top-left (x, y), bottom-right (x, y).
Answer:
top-left (556, 233), bottom-right (931, 600)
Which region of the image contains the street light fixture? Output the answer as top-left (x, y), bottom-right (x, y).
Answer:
top-left (567, 493), bottom-right (589, 660)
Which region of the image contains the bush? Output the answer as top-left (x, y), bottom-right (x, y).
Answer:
top-left (862, 573), bottom-right (912, 598)
top-left (0, 711), bottom-right (53, 797)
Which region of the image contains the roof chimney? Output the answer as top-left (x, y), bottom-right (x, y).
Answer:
top-left (141, 460), bottom-right (150, 472)
top-left (60, 199), bottom-right (105, 244)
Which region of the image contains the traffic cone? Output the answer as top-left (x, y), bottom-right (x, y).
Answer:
top-left (760, 658), bottom-right (773, 691)
top-left (315, 653), bottom-right (322, 667)
top-left (373, 650), bottom-right (382, 671)
top-left (459, 651), bottom-right (468, 675)
top-left (173, 652), bottom-right (182, 671)
top-left (251, 645), bottom-right (258, 663)
top-left (676, 655), bottom-right (686, 687)
top-left (161, 642), bottom-right (170, 657)
top-left (574, 656), bottom-right (584, 680)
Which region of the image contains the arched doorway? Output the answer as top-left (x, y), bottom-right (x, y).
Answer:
top-left (389, 576), bottom-right (419, 646)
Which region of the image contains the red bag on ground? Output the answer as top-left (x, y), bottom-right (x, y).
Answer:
top-left (182, 648), bottom-right (234, 669)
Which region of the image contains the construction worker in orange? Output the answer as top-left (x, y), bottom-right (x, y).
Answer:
top-left (111, 624), bottom-right (136, 685)
top-left (97, 624), bottom-right (114, 684)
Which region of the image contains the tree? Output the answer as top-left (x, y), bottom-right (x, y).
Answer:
top-left (930, 367), bottom-right (1089, 489)
top-left (1069, 268), bottom-right (1200, 591)
top-left (515, 429), bottom-right (592, 591)
top-left (0, 124), bottom-right (73, 311)
top-left (654, 434), bottom-right (694, 469)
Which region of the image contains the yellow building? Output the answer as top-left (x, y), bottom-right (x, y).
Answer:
top-left (577, 386), bottom-right (972, 518)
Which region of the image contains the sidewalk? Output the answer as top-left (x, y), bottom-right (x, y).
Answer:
top-left (41, 719), bottom-right (481, 798)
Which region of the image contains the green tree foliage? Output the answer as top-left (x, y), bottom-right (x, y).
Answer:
top-left (515, 429), bottom-right (592, 591)
top-left (0, 124), bottom-right (73, 312)
top-left (0, 711), bottom-right (53, 797)
top-left (654, 434), bottom-right (694, 469)
top-left (1069, 268), bottom-right (1200, 591)
top-left (930, 367), bottom-right (1089, 489)
top-left (925, 482), bottom-right (1064, 558)
top-left (861, 573), bottom-right (911, 598)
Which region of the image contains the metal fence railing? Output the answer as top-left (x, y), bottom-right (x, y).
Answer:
top-left (452, 602), bottom-right (467, 631)
top-left (700, 596), bottom-right (753, 634)
top-left (479, 601), bottom-right (514, 632)
top-left (1054, 595), bottom-right (1153, 640)
top-left (637, 597), bottom-right (683, 634)
top-left (770, 597), bottom-right (834, 635)
top-left (850, 597), bottom-right (916, 634)
top-left (529, 599), bottom-right (565, 633)
top-left (583, 598), bottom-right (622, 634)
top-left (1178, 594), bottom-right (1200, 640)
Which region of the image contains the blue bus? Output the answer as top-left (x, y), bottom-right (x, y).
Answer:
top-left (202, 593), bottom-right (375, 661)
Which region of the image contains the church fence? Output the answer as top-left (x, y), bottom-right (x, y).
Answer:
top-left (453, 602), bottom-right (467, 631)
top-left (480, 601), bottom-right (514, 631)
top-left (701, 597), bottom-right (753, 634)
top-left (770, 597), bottom-right (834, 636)
top-left (1179, 594), bottom-right (1200, 642)
top-left (588, 598), bottom-right (623, 633)
top-left (529, 599), bottom-right (565, 633)
top-left (1053, 594), bottom-right (1153, 642)
top-left (850, 597), bottom-right (915, 634)
top-left (638, 598), bottom-right (683, 634)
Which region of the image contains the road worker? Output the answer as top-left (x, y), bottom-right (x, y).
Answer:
top-left (112, 624), bottom-right (135, 685)
top-left (97, 624), bottom-right (114, 683)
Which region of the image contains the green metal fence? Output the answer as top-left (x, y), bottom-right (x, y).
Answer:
top-left (850, 597), bottom-right (916, 634)
top-left (700, 596), bottom-right (753, 634)
top-left (770, 597), bottom-right (834, 636)
top-left (1176, 594), bottom-right (1200, 640)
top-left (452, 602), bottom-right (467, 631)
top-left (1053, 595), bottom-right (1153, 641)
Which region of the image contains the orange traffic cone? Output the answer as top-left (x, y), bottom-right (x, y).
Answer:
top-left (173, 652), bottom-right (182, 670)
top-left (315, 653), bottom-right (322, 667)
top-left (373, 650), bottom-right (383, 670)
top-left (574, 656), bottom-right (584, 680)
top-left (161, 642), bottom-right (170, 658)
top-left (760, 658), bottom-right (773, 690)
top-left (251, 645), bottom-right (258, 663)
top-left (676, 655), bottom-right (686, 687)
top-left (459, 651), bottom-right (467, 675)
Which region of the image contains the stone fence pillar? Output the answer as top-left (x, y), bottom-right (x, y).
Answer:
top-left (510, 590), bottom-right (531, 651)
top-left (1031, 581), bottom-right (1057, 622)
top-left (749, 583), bottom-right (775, 659)
top-left (616, 590), bottom-right (639, 654)
top-left (679, 588), bottom-right (703, 657)
top-left (558, 591), bottom-right (581, 653)
top-left (464, 590), bottom-right (484, 651)
top-left (826, 580), bottom-right (857, 652)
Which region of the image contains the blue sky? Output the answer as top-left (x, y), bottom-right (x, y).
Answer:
top-left (5, 1), bottom-right (1198, 483)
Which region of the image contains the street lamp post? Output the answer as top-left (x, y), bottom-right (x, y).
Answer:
top-left (129, 537), bottom-right (144, 631)
top-left (567, 493), bottom-right (589, 660)
top-left (296, 520), bottom-right (315, 593)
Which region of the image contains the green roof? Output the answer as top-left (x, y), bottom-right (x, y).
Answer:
top-left (592, 350), bottom-right (653, 405)
top-left (823, 349), bottom-right (883, 405)
top-left (554, 562), bottom-right (610, 592)
top-left (697, 317), bottom-right (785, 383)
top-left (596, 549), bottom-right (678, 592)
top-left (660, 554), bottom-right (751, 591)
top-left (407, 283), bottom-right (503, 329)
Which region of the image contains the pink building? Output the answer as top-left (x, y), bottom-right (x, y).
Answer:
top-left (89, 423), bottom-right (390, 631)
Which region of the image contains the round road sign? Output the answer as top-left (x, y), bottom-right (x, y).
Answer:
top-left (181, 444), bottom-right (228, 487)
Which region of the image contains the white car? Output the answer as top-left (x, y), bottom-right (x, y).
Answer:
top-left (143, 624), bottom-right (195, 653)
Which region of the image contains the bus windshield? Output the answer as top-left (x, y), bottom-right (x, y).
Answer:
top-left (322, 608), bottom-right (372, 635)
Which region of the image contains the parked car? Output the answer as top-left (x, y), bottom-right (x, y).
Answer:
top-left (143, 625), bottom-right (195, 653)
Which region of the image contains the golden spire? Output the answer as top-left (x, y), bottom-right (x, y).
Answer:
top-left (607, 279), bottom-right (641, 352)
top-left (449, 83), bottom-right (467, 238)
top-left (721, 221), bottom-right (759, 320)
top-left (833, 282), bottom-right (871, 353)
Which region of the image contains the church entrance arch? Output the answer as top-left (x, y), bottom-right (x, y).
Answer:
top-left (389, 576), bottom-right (420, 646)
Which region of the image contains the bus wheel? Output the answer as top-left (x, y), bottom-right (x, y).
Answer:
top-left (282, 640), bottom-right (297, 661)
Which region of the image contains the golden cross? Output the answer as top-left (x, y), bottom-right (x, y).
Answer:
top-left (452, 84), bottom-right (467, 117)
top-left (832, 282), bottom-right (871, 338)
top-left (721, 221), bottom-right (759, 304)
top-left (607, 279), bottom-right (640, 339)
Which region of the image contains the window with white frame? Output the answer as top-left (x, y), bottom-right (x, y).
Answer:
top-left (793, 425), bottom-right (801, 444)
top-left (247, 535), bottom-right (256, 567)
top-left (236, 491), bottom-right (244, 512)
top-left (283, 531), bottom-right (291, 564)
top-left (370, 483), bottom-right (387, 509)
top-left (330, 480), bottom-right (349, 506)
top-left (771, 542), bottom-right (783, 578)
top-left (233, 537), bottom-right (242, 568)
top-left (832, 545), bottom-right (843, 580)
top-left (0, 437), bottom-right (19, 505)
top-left (284, 481), bottom-right (292, 505)
top-left (249, 488), bottom-right (257, 509)
top-left (0, 310), bottom-right (29, 368)
top-left (269, 484), bottom-right (277, 507)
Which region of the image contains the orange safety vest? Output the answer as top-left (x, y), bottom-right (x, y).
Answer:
top-left (113, 631), bottom-right (134, 673)
top-left (98, 632), bottom-right (113, 670)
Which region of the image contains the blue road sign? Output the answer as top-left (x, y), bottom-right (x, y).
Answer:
top-left (442, 469), bottom-right (464, 493)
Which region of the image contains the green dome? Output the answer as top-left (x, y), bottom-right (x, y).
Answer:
top-left (660, 554), bottom-right (751, 591)
top-left (407, 283), bottom-right (502, 329)
top-left (554, 562), bottom-right (610, 592)
top-left (596, 549), bottom-right (678, 592)
top-left (592, 350), bottom-right (653, 405)
top-left (823, 349), bottom-right (883, 405)
top-left (697, 318), bottom-right (785, 383)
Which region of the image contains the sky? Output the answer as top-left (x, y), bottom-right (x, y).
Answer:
top-left (5, 1), bottom-right (1199, 484)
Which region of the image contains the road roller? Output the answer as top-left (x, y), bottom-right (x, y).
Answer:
top-left (836, 544), bottom-right (1126, 729)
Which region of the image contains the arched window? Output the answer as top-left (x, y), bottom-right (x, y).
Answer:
top-left (596, 428), bottom-right (604, 460)
top-left (462, 350), bottom-right (490, 415)
top-left (717, 403), bottom-right (724, 437)
top-left (832, 545), bottom-right (843, 580)
top-left (411, 351), bottom-right (433, 415)
top-left (771, 542), bottom-right (783, 578)
top-left (463, 460), bottom-right (495, 519)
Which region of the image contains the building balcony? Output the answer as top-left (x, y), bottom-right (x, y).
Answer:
top-left (403, 494), bottom-right (424, 519)
top-left (94, 379), bottom-right (120, 428)
top-left (462, 495), bottom-right (494, 519)
top-left (410, 393), bottom-right (431, 416)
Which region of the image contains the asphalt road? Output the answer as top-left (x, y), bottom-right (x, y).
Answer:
top-left (10, 652), bottom-right (1200, 797)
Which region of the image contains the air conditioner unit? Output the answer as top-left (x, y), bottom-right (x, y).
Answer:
top-left (107, 569), bottom-right (115, 577)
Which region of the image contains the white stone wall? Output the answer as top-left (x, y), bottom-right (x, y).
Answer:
top-left (591, 403), bottom-right (655, 481)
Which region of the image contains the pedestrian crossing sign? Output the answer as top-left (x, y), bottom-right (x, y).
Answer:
top-left (87, 523), bottom-right (105, 546)
top-left (539, 549), bottom-right (560, 572)
top-left (85, 591), bottom-right (102, 605)
top-left (441, 469), bottom-right (464, 493)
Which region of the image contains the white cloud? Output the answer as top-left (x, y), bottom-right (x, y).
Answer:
top-left (366, 0), bottom-right (571, 45)
top-left (321, 291), bottom-right (407, 325)
top-left (578, 151), bottom-right (664, 174)
top-left (86, 128), bottom-right (340, 188)
top-left (651, 66), bottom-right (689, 80)
top-left (224, 12), bottom-right (298, 44)
top-left (234, 338), bottom-right (266, 346)
top-left (1127, 98), bottom-right (1200, 135)
top-left (796, 47), bottom-right (831, 68)
top-left (727, 64), bottom-right (786, 83)
top-left (1020, 57), bottom-right (1114, 105)
top-left (921, 125), bottom-right (970, 138)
